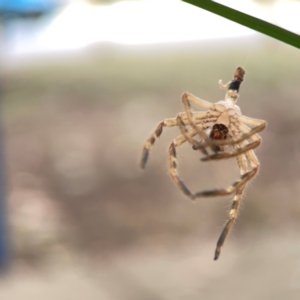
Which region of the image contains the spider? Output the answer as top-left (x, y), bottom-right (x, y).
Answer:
top-left (140, 67), bottom-right (267, 260)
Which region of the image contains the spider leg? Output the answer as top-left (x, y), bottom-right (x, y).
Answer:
top-left (195, 120), bottom-right (265, 152)
top-left (193, 167), bottom-right (257, 198)
top-left (181, 92), bottom-right (212, 143)
top-left (169, 129), bottom-right (199, 200)
top-left (238, 115), bottom-right (267, 128)
top-left (195, 128), bottom-right (260, 198)
top-left (169, 135), bottom-right (257, 200)
top-left (199, 121), bottom-right (265, 148)
top-left (176, 115), bottom-right (215, 155)
top-left (182, 92), bottom-right (212, 110)
top-left (214, 147), bottom-right (248, 260)
top-left (181, 92), bottom-right (223, 154)
top-left (214, 134), bottom-right (260, 260)
top-left (214, 185), bottom-right (245, 260)
top-left (140, 112), bottom-right (206, 169)
top-left (200, 121), bottom-right (265, 161)
top-left (201, 140), bottom-right (259, 161)
top-left (170, 123), bottom-right (259, 200)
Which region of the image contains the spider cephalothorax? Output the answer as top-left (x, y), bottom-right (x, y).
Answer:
top-left (140, 67), bottom-right (266, 260)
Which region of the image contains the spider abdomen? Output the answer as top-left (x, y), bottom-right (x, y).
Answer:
top-left (209, 123), bottom-right (229, 152)
top-left (210, 124), bottom-right (228, 140)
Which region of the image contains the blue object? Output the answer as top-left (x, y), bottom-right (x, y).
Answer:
top-left (0, 0), bottom-right (59, 16)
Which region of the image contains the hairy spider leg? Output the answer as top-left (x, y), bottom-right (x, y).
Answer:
top-left (140, 112), bottom-right (209, 169)
top-left (181, 92), bottom-right (212, 147)
top-left (214, 140), bottom-right (249, 260)
top-left (176, 114), bottom-right (216, 153)
top-left (214, 124), bottom-right (261, 259)
top-left (199, 119), bottom-right (266, 161)
top-left (169, 119), bottom-right (257, 199)
top-left (169, 128), bottom-right (200, 200)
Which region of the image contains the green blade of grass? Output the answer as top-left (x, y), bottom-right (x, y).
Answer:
top-left (182, 0), bottom-right (300, 49)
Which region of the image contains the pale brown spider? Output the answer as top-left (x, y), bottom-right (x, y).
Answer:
top-left (140, 67), bottom-right (266, 260)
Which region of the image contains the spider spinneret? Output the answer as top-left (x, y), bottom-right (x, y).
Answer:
top-left (140, 67), bottom-right (266, 260)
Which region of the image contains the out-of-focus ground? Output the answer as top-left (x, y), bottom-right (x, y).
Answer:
top-left (1, 37), bottom-right (300, 299)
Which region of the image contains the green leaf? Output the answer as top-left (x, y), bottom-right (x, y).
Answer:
top-left (182, 0), bottom-right (300, 49)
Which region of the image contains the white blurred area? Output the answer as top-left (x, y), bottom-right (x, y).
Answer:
top-left (1, 0), bottom-right (300, 59)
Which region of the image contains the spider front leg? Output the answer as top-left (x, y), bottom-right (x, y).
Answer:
top-left (176, 115), bottom-right (212, 155)
top-left (181, 92), bottom-right (212, 143)
top-left (181, 92), bottom-right (228, 154)
top-left (140, 112), bottom-right (205, 169)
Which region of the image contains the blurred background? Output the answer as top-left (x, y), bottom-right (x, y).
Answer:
top-left (1, 0), bottom-right (300, 299)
